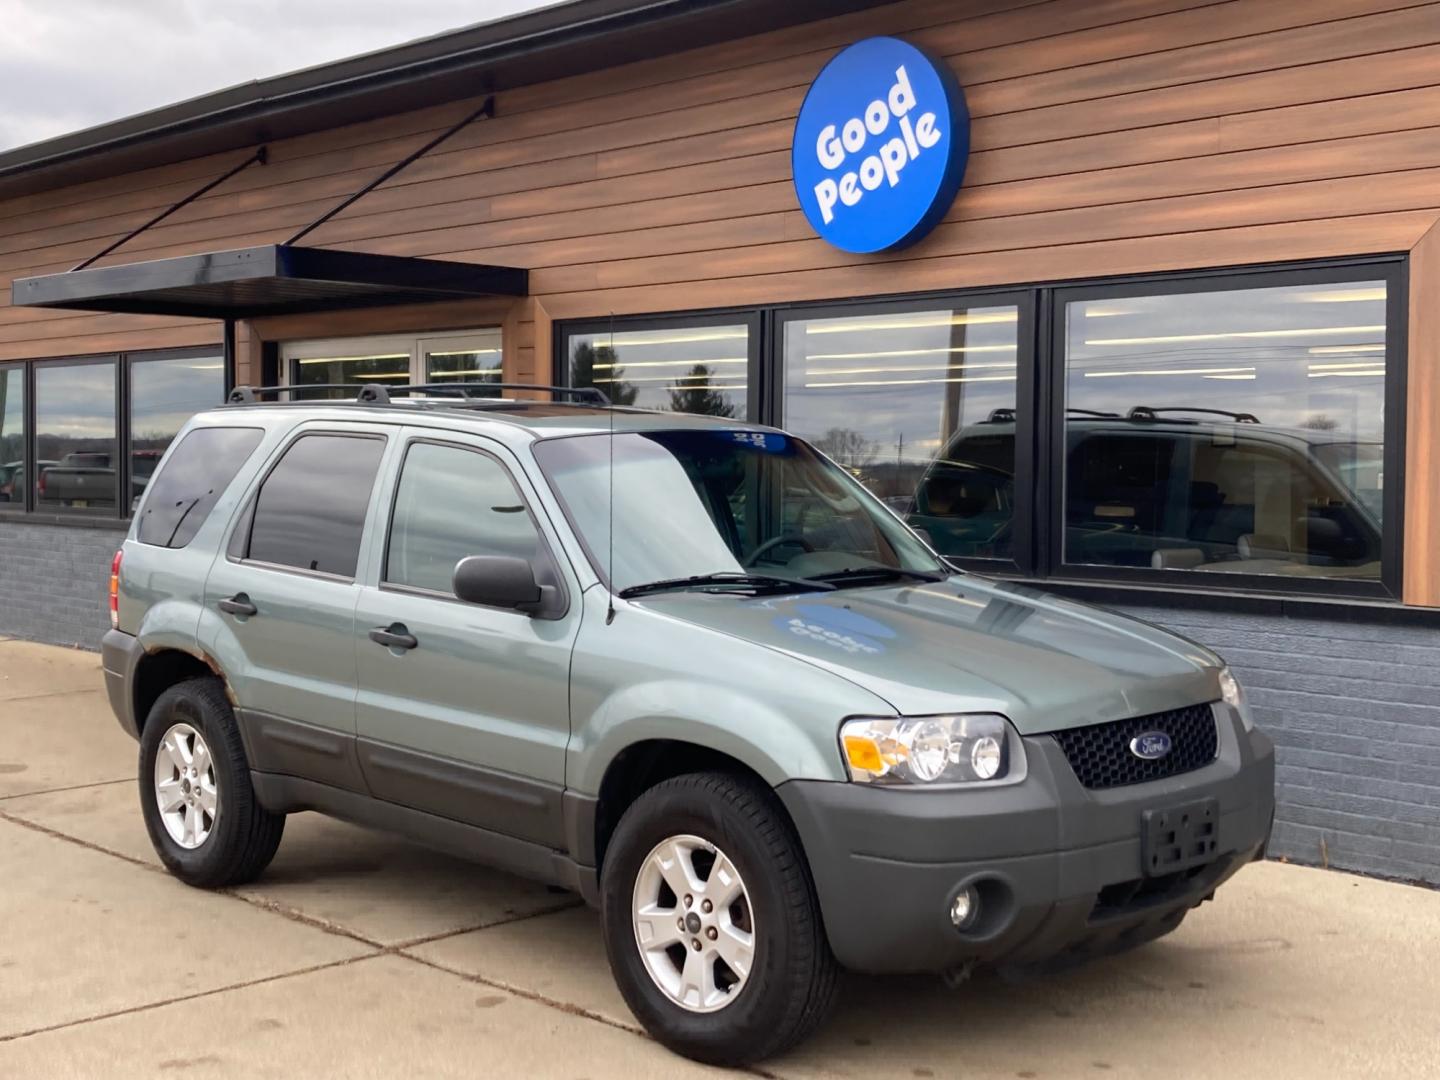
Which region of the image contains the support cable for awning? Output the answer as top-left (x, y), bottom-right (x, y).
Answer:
top-left (286, 95), bottom-right (495, 245)
top-left (71, 146), bottom-right (268, 271)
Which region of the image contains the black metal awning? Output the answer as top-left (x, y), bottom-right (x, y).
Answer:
top-left (11, 245), bottom-right (527, 319)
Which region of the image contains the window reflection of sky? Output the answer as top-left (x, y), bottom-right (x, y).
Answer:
top-left (783, 307), bottom-right (1020, 468)
top-left (1067, 282), bottom-right (1386, 440)
top-left (570, 326), bottom-right (749, 415)
top-left (131, 356), bottom-right (225, 449)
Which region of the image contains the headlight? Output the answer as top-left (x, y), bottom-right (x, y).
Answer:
top-left (1218, 666), bottom-right (1255, 732)
top-left (840, 714), bottom-right (1022, 785)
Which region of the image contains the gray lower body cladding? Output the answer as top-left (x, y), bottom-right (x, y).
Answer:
top-left (777, 710), bottom-right (1275, 975)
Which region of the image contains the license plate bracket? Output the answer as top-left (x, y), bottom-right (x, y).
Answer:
top-left (1142, 798), bottom-right (1218, 877)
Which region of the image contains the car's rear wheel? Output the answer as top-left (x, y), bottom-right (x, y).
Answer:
top-left (138, 677), bottom-right (284, 888)
top-left (599, 772), bottom-right (839, 1065)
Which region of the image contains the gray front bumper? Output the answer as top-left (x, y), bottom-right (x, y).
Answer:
top-left (777, 708), bottom-right (1275, 975)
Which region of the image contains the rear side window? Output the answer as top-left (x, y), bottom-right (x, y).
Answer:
top-left (385, 441), bottom-right (542, 595)
top-left (245, 433), bottom-right (386, 577)
top-left (136, 427), bottom-right (264, 549)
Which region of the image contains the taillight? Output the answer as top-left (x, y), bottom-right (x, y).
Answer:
top-left (109, 550), bottom-right (123, 630)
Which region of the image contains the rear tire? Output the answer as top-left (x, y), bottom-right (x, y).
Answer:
top-left (138, 677), bottom-right (284, 888)
top-left (599, 771), bottom-right (839, 1065)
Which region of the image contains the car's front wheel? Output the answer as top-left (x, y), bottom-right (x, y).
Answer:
top-left (138, 677), bottom-right (284, 888)
top-left (599, 772), bottom-right (839, 1065)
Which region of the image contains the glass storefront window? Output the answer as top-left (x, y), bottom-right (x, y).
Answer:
top-left (1062, 280), bottom-right (1388, 580)
top-left (567, 323), bottom-right (750, 417)
top-left (0, 366), bottom-right (22, 506)
top-left (129, 354), bottom-right (225, 509)
top-left (423, 331), bottom-right (502, 387)
top-left (290, 344), bottom-right (411, 399)
top-left (35, 360), bottom-right (118, 513)
top-left (782, 303), bottom-right (1021, 560)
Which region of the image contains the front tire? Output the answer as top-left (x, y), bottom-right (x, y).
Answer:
top-left (600, 772), bottom-right (839, 1065)
top-left (138, 677), bottom-right (284, 888)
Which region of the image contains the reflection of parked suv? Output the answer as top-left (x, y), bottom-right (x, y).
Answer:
top-left (103, 385), bottom-right (1274, 1065)
top-left (912, 407), bottom-right (1383, 577)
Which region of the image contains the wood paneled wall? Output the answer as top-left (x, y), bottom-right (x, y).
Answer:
top-left (3, 0), bottom-right (1439, 600)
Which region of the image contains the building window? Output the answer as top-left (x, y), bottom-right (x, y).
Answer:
top-left (0, 365), bottom-right (22, 506)
top-left (562, 314), bottom-right (757, 418)
top-left (1057, 275), bottom-right (1392, 584)
top-left (129, 352), bottom-right (225, 511)
top-left (780, 298), bottom-right (1025, 563)
top-left (284, 329), bottom-right (502, 397)
top-left (35, 359), bottom-right (118, 513)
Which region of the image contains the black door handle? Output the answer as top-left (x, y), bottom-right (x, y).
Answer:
top-left (369, 623), bottom-right (418, 650)
top-left (217, 593), bottom-right (257, 617)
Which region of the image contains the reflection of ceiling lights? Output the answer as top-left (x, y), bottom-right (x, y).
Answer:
top-left (1082, 305), bottom-right (1141, 318)
top-left (1082, 366), bottom-right (1255, 378)
top-left (1203, 374), bottom-right (1256, 380)
top-left (427, 348), bottom-right (501, 357)
top-left (428, 369), bottom-right (500, 377)
top-left (804, 362), bottom-right (1015, 376)
top-left (350, 374), bottom-right (412, 380)
top-left (584, 330), bottom-right (748, 347)
top-left (618, 373), bottom-right (747, 384)
top-left (1308, 344), bottom-right (1384, 354)
top-left (1086, 325), bottom-right (1384, 346)
top-left (805, 345), bottom-right (1016, 360)
top-left (592, 357), bottom-right (746, 370)
top-left (806, 311), bottom-right (1017, 334)
top-left (1292, 287), bottom-right (1386, 303)
top-left (804, 375), bottom-right (1017, 388)
top-left (297, 354), bottom-right (409, 365)
top-left (186, 363), bottom-right (224, 370)
top-left (1308, 361), bottom-right (1387, 371)
top-left (1308, 369), bottom-right (1385, 378)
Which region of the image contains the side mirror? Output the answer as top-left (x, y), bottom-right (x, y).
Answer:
top-left (452, 555), bottom-right (549, 615)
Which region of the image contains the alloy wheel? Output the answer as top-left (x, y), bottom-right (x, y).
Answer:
top-left (153, 722), bottom-right (218, 849)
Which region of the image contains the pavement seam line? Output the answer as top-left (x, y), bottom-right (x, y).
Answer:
top-left (0, 687), bottom-right (104, 704)
top-left (386, 896), bottom-right (584, 951)
top-left (0, 953), bottom-right (386, 1044)
top-left (0, 777), bottom-right (132, 802)
top-left (394, 951), bottom-right (780, 1079)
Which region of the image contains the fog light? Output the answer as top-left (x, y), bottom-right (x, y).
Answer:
top-left (949, 886), bottom-right (979, 930)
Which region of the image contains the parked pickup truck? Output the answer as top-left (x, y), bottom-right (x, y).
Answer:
top-left (38, 451), bottom-right (115, 508)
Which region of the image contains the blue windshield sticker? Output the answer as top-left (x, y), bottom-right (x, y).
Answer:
top-left (792, 36), bottom-right (969, 253)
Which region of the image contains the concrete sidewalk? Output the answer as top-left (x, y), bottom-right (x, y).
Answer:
top-left (1, 638), bottom-right (1437, 1079)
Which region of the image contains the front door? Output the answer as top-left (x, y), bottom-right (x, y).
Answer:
top-left (353, 430), bottom-right (580, 846)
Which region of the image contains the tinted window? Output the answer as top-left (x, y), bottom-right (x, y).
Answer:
top-left (130, 355), bottom-right (224, 510)
top-left (246, 434), bottom-right (385, 577)
top-left (0, 366), bottom-right (22, 505)
top-left (35, 361), bottom-right (117, 513)
top-left (1063, 280), bottom-right (1387, 579)
top-left (386, 442), bottom-right (541, 595)
top-left (781, 304), bottom-right (1021, 560)
top-left (137, 427), bottom-right (264, 548)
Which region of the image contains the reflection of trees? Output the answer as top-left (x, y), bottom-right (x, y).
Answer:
top-left (813, 427), bottom-right (878, 468)
top-left (668, 364), bottom-right (737, 417)
top-left (1301, 414), bottom-right (1340, 431)
top-left (571, 343), bottom-right (637, 405)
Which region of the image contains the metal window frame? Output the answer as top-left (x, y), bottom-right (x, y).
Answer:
top-left (552, 253), bottom-right (1409, 602)
top-left (0, 361), bottom-right (26, 513)
top-left (554, 309), bottom-right (763, 421)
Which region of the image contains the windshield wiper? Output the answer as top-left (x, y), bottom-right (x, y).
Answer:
top-left (618, 572), bottom-right (837, 599)
top-left (807, 566), bottom-right (948, 587)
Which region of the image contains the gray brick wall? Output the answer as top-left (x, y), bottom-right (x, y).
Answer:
top-left (1112, 603), bottom-right (1440, 888)
top-left (0, 520), bottom-right (123, 649)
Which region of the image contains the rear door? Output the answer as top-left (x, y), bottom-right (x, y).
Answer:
top-left (352, 428), bottom-right (581, 846)
top-left (203, 423), bottom-right (392, 792)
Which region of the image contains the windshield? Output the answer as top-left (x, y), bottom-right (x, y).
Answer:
top-left (533, 429), bottom-right (945, 594)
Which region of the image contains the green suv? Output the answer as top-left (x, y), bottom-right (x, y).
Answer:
top-left (101, 384), bottom-right (1274, 1065)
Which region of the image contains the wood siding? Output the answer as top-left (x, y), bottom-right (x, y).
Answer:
top-left (3, 0), bottom-right (1439, 599)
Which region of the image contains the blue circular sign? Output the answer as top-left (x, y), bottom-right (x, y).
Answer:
top-left (792, 37), bottom-right (969, 254)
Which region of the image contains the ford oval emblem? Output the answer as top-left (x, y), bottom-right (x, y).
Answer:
top-left (1129, 731), bottom-right (1173, 761)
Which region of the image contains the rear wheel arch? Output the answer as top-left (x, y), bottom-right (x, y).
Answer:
top-left (132, 649), bottom-right (226, 736)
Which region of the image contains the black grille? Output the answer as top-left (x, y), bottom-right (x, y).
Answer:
top-left (1050, 703), bottom-right (1218, 789)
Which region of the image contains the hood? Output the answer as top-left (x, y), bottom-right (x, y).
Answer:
top-left (631, 576), bottom-right (1220, 735)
